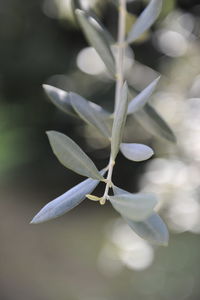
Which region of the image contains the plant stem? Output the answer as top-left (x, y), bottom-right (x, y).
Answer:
top-left (101, 0), bottom-right (126, 204)
top-left (114, 0), bottom-right (126, 111)
top-left (100, 157), bottom-right (115, 204)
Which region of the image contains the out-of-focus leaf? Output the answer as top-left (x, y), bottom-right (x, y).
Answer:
top-left (125, 11), bottom-right (137, 35)
top-left (127, 0), bottom-right (163, 43)
top-left (135, 103), bottom-right (176, 143)
top-left (159, 0), bottom-right (175, 19)
top-left (111, 82), bottom-right (128, 160)
top-left (110, 186), bottom-right (157, 221)
top-left (127, 77), bottom-right (160, 114)
top-left (125, 213), bottom-right (169, 246)
top-left (120, 143), bottom-right (154, 161)
top-left (113, 187), bottom-right (168, 245)
top-left (47, 131), bottom-right (104, 180)
top-left (76, 9), bottom-right (115, 76)
top-left (31, 171), bottom-right (105, 224)
top-left (43, 85), bottom-right (76, 117)
top-left (70, 92), bottom-right (111, 138)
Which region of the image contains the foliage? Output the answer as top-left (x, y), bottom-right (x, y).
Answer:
top-left (31, 0), bottom-right (176, 246)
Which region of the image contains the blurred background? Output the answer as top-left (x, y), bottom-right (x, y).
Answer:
top-left (1, 0), bottom-right (200, 299)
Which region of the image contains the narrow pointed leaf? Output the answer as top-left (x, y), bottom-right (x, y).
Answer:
top-left (125, 213), bottom-right (169, 246)
top-left (113, 187), bottom-right (168, 245)
top-left (127, 0), bottom-right (163, 43)
top-left (31, 174), bottom-right (104, 224)
top-left (76, 9), bottom-right (115, 76)
top-left (128, 77), bottom-right (160, 114)
top-left (47, 131), bottom-right (104, 180)
top-left (110, 187), bottom-right (157, 221)
top-left (43, 85), bottom-right (76, 117)
top-left (111, 82), bottom-right (128, 160)
top-left (135, 103), bottom-right (176, 143)
top-left (120, 143), bottom-right (154, 162)
top-left (70, 92), bottom-right (111, 138)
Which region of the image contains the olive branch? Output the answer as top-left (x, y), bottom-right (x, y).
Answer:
top-left (31, 0), bottom-right (176, 246)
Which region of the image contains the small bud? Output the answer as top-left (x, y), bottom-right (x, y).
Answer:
top-left (86, 194), bottom-right (101, 201)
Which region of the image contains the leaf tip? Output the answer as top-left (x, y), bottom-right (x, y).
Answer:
top-left (159, 235), bottom-right (169, 247)
top-left (46, 130), bottom-right (55, 137)
top-left (42, 84), bottom-right (59, 95)
top-left (156, 75), bottom-right (161, 81)
top-left (42, 83), bottom-right (47, 89)
top-left (150, 148), bottom-right (154, 157)
top-left (30, 215), bottom-right (40, 225)
top-left (46, 130), bottom-right (58, 146)
top-left (30, 209), bottom-right (51, 225)
top-left (42, 83), bottom-right (50, 90)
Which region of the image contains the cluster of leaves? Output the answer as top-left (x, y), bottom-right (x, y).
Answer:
top-left (31, 0), bottom-right (176, 246)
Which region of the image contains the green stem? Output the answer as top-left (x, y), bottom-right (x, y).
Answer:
top-left (101, 0), bottom-right (126, 204)
top-left (100, 157), bottom-right (115, 204)
top-left (114, 0), bottom-right (126, 112)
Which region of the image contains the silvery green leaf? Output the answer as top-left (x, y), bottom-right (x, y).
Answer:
top-left (31, 172), bottom-right (105, 224)
top-left (110, 187), bottom-right (157, 221)
top-left (120, 143), bottom-right (154, 162)
top-left (76, 9), bottom-right (115, 76)
top-left (70, 92), bottom-right (111, 138)
top-left (127, 77), bottom-right (160, 114)
top-left (125, 213), bottom-right (169, 246)
top-left (127, 0), bottom-right (163, 43)
top-left (111, 82), bottom-right (128, 160)
top-left (135, 103), bottom-right (176, 143)
top-left (47, 131), bottom-right (104, 180)
top-left (43, 85), bottom-right (76, 117)
top-left (113, 185), bottom-right (129, 195)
